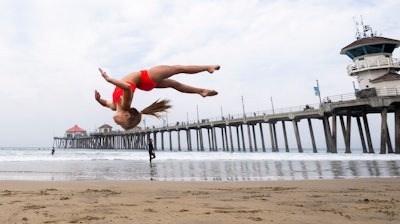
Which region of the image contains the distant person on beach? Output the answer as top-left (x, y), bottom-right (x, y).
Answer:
top-left (148, 139), bottom-right (156, 163)
top-left (51, 147), bottom-right (55, 155)
top-left (95, 65), bottom-right (220, 130)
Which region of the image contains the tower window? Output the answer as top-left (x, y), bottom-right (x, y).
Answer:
top-left (347, 47), bottom-right (365, 58)
top-left (364, 44), bottom-right (383, 54)
top-left (383, 43), bottom-right (396, 53)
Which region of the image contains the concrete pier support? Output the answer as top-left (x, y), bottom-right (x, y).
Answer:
top-left (356, 116), bottom-right (368, 153)
top-left (161, 132), bottom-right (165, 150)
top-left (250, 125), bottom-right (257, 151)
top-left (292, 120), bottom-right (303, 153)
top-left (222, 127), bottom-right (227, 151)
top-left (212, 127), bottom-right (218, 151)
top-left (195, 129), bottom-right (199, 151)
top-left (186, 130), bottom-right (192, 151)
top-left (247, 125), bottom-right (253, 152)
top-left (339, 112), bottom-right (352, 153)
top-left (170, 131), bottom-right (174, 151)
top-left (323, 115), bottom-right (332, 153)
top-left (259, 123), bottom-right (266, 152)
top-left (236, 126), bottom-right (241, 152)
top-left (240, 125), bottom-right (246, 151)
top-left (362, 111), bottom-right (374, 153)
top-left (386, 126), bottom-right (393, 153)
top-left (177, 130), bottom-right (181, 151)
top-left (207, 129), bottom-right (212, 151)
top-left (229, 125), bottom-right (234, 152)
top-left (331, 113), bottom-right (337, 153)
top-left (269, 123), bottom-right (276, 152)
top-left (396, 106), bottom-right (400, 154)
top-left (281, 121), bottom-right (289, 152)
top-left (224, 126), bottom-right (229, 151)
top-left (307, 118), bottom-right (317, 153)
top-left (272, 123), bottom-right (278, 152)
top-left (380, 107), bottom-right (388, 154)
top-left (199, 129), bottom-right (205, 151)
top-left (346, 113), bottom-right (352, 153)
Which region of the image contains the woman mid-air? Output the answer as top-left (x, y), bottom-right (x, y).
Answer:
top-left (95, 65), bottom-right (220, 130)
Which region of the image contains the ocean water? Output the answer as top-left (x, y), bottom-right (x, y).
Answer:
top-left (0, 148), bottom-right (399, 181)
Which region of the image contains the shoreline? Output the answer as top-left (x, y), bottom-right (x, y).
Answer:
top-left (1, 178), bottom-right (399, 223)
top-left (2, 154), bottom-right (399, 181)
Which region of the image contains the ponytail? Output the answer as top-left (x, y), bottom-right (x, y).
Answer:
top-left (125, 99), bottom-right (172, 130)
top-left (140, 99), bottom-right (172, 118)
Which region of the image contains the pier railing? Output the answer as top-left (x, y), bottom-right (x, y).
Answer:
top-left (145, 93), bottom-right (358, 129)
top-left (346, 57), bottom-right (400, 75)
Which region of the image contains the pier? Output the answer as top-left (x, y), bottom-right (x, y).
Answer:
top-left (54, 22), bottom-right (400, 154)
top-left (53, 92), bottom-right (400, 154)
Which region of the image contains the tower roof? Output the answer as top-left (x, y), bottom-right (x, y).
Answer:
top-left (99, 124), bottom-right (112, 129)
top-left (66, 125), bottom-right (86, 133)
top-left (340, 36), bottom-right (400, 55)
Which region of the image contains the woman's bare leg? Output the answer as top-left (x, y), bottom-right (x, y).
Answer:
top-left (156, 79), bottom-right (218, 97)
top-left (148, 65), bottom-right (220, 83)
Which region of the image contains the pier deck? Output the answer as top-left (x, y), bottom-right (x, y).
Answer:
top-left (54, 95), bottom-right (400, 154)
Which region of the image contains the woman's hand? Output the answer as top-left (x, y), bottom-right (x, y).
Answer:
top-left (95, 90), bottom-right (114, 109)
top-left (95, 90), bottom-right (101, 101)
top-left (98, 68), bottom-right (110, 81)
top-left (98, 67), bottom-right (131, 91)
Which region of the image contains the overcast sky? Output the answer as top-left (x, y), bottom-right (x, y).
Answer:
top-left (1, 0), bottom-right (400, 147)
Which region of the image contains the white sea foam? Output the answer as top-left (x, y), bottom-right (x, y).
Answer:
top-left (0, 148), bottom-right (399, 162)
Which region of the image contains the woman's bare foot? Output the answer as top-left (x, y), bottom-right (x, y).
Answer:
top-left (207, 65), bottom-right (220, 74)
top-left (200, 89), bottom-right (218, 97)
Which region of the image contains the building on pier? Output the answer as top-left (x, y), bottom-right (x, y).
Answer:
top-left (99, 124), bottom-right (113, 134)
top-left (65, 125), bottom-right (87, 138)
top-left (341, 22), bottom-right (400, 96)
top-left (53, 22), bottom-right (400, 154)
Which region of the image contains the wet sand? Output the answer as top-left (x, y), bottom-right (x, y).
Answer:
top-left (1, 178), bottom-right (399, 223)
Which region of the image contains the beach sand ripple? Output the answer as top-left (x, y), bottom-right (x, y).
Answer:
top-left (1, 178), bottom-right (399, 223)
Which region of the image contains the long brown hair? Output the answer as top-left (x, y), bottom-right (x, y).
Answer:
top-left (125, 99), bottom-right (172, 129)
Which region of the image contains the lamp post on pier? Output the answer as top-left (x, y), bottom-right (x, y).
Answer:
top-left (270, 96), bottom-right (275, 114)
top-left (241, 96), bottom-right (246, 118)
top-left (196, 105), bottom-right (199, 123)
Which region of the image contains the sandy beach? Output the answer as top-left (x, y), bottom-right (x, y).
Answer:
top-left (1, 178), bottom-right (399, 224)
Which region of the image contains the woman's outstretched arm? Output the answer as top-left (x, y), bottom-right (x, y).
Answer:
top-left (98, 68), bottom-right (133, 110)
top-left (99, 68), bottom-right (131, 90)
top-left (95, 90), bottom-right (116, 110)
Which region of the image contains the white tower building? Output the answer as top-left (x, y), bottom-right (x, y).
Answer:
top-left (340, 22), bottom-right (400, 97)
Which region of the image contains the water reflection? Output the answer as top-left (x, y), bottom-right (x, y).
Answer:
top-left (141, 159), bottom-right (400, 181)
top-left (388, 161), bottom-right (400, 176)
top-left (0, 159), bottom-right (399, 181)
top-left (149, 163), bottom-right (157, 181)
